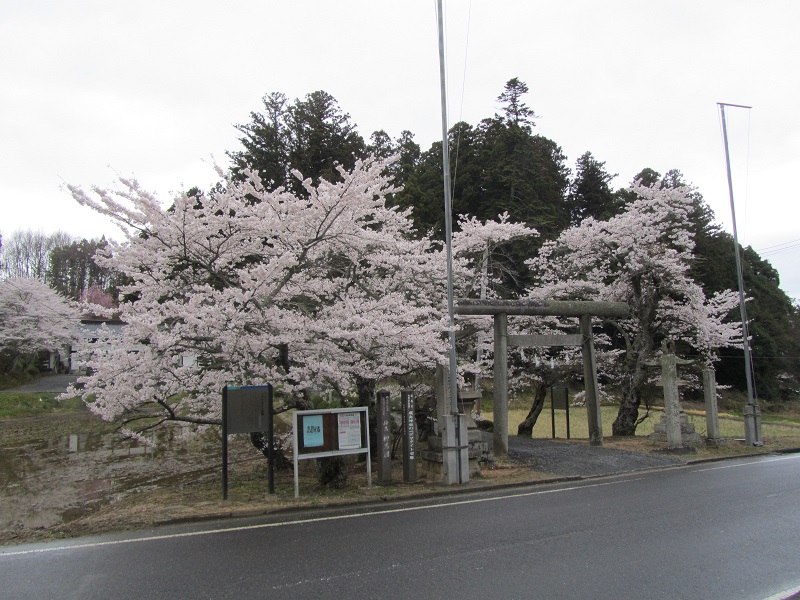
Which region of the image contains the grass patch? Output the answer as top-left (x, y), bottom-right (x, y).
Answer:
top-left (481, 401), bottom-right (800, 447)
top-left (0, 392), bottom-right (85, 418)
top-left (0, 371), bottom-right (40, 391)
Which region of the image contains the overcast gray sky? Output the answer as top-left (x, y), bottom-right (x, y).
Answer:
top-left (2, 1), bottom-right (799, 297)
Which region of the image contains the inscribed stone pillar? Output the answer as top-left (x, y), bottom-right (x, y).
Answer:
top-left (376, 389), bottom-right (392, 484)
top-left (703, 368), bottom-right (721, 443)
top-left (401, 389), bottom-right (417, 483)
top-left (660, 353), bottom-right (683, 449)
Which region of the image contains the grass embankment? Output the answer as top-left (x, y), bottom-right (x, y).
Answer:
top-left (0, 393), bottom-right (84, 419)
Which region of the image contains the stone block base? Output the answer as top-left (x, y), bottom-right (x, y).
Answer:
top-left (648, 413), bottom-right (703, 448)
top-left (419, 429), bottom-right (494, 482)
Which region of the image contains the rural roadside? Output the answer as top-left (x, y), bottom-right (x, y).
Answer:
top-left (2, 375), bottom-right (799, 547)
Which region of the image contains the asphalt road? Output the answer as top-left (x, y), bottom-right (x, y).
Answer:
top-left (2, 374), bottom-right (79, 394)
top-left (2, 454), bottom-right (799, 600)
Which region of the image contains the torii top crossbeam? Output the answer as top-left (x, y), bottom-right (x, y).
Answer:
top-left (455, 298), bottom-right (629, 318)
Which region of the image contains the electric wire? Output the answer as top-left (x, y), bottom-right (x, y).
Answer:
top-left (758, 239), bottom-right (800, 257)
top-left (448, 0), bottom-right (472, 215)
top-left (758, 237), bottom-right (800, 252)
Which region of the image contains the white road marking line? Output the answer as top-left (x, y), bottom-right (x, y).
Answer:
top-left (0, 478), bottom-right (636, 557)
top-left (761, 583), bottom-right (800, 600)
top-left (692, 454), bottom-right (800, 473)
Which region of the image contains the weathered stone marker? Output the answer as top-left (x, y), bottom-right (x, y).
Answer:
top-left (647, 343), bottom-right (701, 449)
top-left (376, 389), bottom-right (392, 484)
top-left (703, 367), bottom-right (722, 446)
top-left (401, 389), bottom-right (417, 483)
top-left (659, 351), bottom-right (689, 448)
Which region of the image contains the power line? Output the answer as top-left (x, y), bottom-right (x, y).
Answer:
top-left (757, 238), bottom-right (800, 257)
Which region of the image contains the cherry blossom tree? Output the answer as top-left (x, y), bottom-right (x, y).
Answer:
top-left (81, 284), bottom-right (116, 310)
top-left (65, 159), bottom-right (426, 428)
top-left (64, 157), bottom-right (534, 438)
top-left (0, 277), bottom-right (80, 375)
top-left (524, 181), bottom-right (741, 435)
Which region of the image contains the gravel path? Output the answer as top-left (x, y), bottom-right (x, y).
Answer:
top-left (508, 436), bottom-right (687, 477)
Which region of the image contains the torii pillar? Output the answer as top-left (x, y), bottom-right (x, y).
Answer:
top-left (457, 299), bottom-right (630, 456)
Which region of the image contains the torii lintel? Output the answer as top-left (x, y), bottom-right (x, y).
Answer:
top-left (455, 299), bottom-right (629, 318)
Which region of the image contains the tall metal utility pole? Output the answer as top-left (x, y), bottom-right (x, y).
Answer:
top-left (718, 101), bottom-right (762, 446)
top-left (436, 0), bottom-right (467, 483)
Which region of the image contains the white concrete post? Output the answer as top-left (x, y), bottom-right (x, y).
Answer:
top-left (493, 313), bottom-right (509, 457)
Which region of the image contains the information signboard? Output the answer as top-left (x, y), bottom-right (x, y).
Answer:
top-left (222, 384), bottom-right (274, 499)
top-left (292, 407), bottom-right (371, 498)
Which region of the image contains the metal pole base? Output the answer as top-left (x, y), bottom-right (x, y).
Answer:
top-left (440, 414), bottom-right (469, 485)
top-left (743, 404), bottom-right (764, 447)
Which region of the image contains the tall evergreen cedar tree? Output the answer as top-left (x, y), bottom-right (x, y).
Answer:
top-left (31, 79), bottom-right (795, 445)
top-left (567, 151), bottom-right (623, 224)
top-left (228, 91), bottom-right (367, 196)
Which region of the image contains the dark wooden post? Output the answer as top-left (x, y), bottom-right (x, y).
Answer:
top-left (222, 386), bottom-right (228, 499)
top-left (266, 384), bottom-right (275, 494)
top-left (376, 389), bottom-right (392, 484)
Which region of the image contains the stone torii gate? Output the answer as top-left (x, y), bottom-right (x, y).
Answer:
top-left (455, 299), bottom-right (630, 456)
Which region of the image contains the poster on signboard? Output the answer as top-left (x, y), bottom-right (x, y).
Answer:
top-left (303, 414), bottom-right (324, 447)
top-left (337, 412), bottom-right (362, 450)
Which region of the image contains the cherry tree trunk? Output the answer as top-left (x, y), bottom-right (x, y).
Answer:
top-left (356, 376), bottom-right (376, 407)
top-left (612, 387), bottom-right (642, 436)
top-left (517, 382), bottom-right (547, 437)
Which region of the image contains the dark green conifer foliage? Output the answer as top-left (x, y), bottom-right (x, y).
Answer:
top-left (366, 129), bottom-right (421, 193)
top-left (229, 90), bottom-right (366, 196)
top-left (396, 79), bottom-right (569, 240)
top-left (567, 151), bottom-right (622, 224)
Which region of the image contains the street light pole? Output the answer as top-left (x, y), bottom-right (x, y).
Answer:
top-left (718, 101), bottom-right (762, 446)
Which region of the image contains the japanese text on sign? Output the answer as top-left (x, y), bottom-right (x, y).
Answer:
top-left (337, 412), bottom-right (362, 450)
top-left (303, 414), bottom-right (324, 447)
